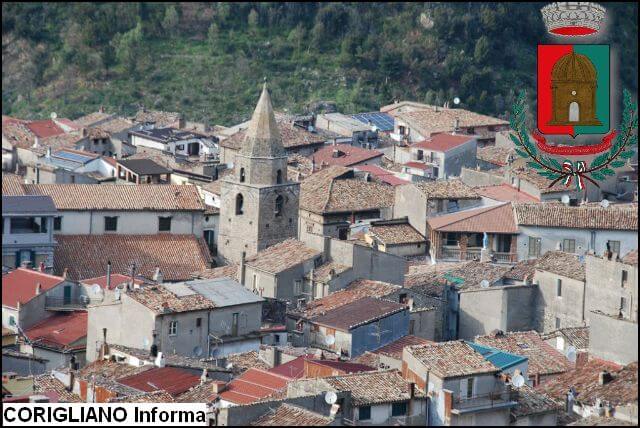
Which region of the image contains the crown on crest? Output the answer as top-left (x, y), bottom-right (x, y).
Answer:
top-left (541, 2), bottom-right (606, 36)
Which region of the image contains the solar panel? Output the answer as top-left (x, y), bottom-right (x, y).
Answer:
top-left (53, 151), bottom-right (94, 163)
top-left (350, 112), bottom-right (395, 131)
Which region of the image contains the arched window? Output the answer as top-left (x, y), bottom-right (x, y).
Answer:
top-left (235, 194), bottom-right (244, 215)
top-left (276, 169), bottom-right (283, 184)
top-left (569, 102), bottom-right (580, 122)
top-left (275, 195), bottom-right (284, 217)
top-left (239, 168), bottom-right (245, 183)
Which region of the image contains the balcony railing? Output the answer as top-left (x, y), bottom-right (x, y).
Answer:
top-left (45, 296), bottom-right (101, 310)
top-left (452, 390), bottom-right (518, 412)
top-left (492, 252), bottom-right (518, 264)
top-left (440, 247), bottom-right (461, 260)
top-left (463, 249), bottom-right (482, 261)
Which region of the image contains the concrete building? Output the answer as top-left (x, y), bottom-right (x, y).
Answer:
top-left (2, 194), bottom-right (57, 269)
top-left (394, 133), bottom-right (477, 180)
top-left (402, 341), bottom-right (517, 426)
top-left (218, 83), bottom-right (300, 264)
top-left (533, 251), bottom-right (587, 333)
top-left (129, 127), bottom-right (218, 159)
top-left (314, 112), bottom-right (377, 146)
top-left (3, 182), bottom-right (205, 236)
top-left (25, 148), bottom-right (117, 185)
top-left (86, 278), bottom-right (264, 362)
top-left (115, 159), bottom-right (172, 184)
top-left (363, 218), bottom-right (427, 257)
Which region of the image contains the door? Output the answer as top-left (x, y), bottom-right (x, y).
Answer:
top-left (63, 285), bottom-right (72, 305)
top-left (569, 102), bottom-right (580, 122)
top-left (231, 313), bottom-right (239, 337)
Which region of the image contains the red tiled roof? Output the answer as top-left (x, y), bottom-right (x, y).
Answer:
top-left (311, 297), bottom-right (407, 331)
top-left (428, 203), bottom-right (518, 233)
top-left (80, 274), bottom-right (145, 290)
top-left (219, 368), bottom-right (291, 405)
top-left (268, 355), bottom-right (314, 379)
top-left (307, 359), bottom-right (375, 375)
top-left (26, 120), bottom-right (66, 138)
top-left (311, 144), bottom-right (383, 167)
top-left (411, 133), bottom-right (475, 152)
top-left (250, 404), bottom-right (333, 426)
top-left (117, 367), bottom-right (201, 397)
top-left (2, 269), bottom-right (66, 309)
top-left (24, 311), bottom-right (87, 351)
top-left (404, 161), bottom-right (431, 170)
top-left (476, 184), bottom-right (540, 203)
top-left (372, 335), bottom-right (433, 359)
top-left (379, 175), bottom-right (411, 186)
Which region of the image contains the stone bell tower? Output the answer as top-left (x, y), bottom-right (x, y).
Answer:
top-left (217, 82), bottom-right (300, 264)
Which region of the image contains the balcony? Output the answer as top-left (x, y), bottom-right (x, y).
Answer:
top-left (440, 247), bottom-right (461, 260)
top-left (451, 390), bottom-right (519, 415)
top-left (463, 249), bottom-right (482, 261)
top-left (492, 252), bottom-right (518, 264)
top-left (45, 296), bottom-right (101, 311)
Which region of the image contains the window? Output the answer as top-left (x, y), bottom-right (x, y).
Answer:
top-left (104, 216), bottom-right (118, 232)
top-left (436, 200), bottom-right (444, 213)
top-left (466, 377), bottom-right (474, 398)
top-left (8, 315), bottom-right (16, 327)
top-left (417, 150), bottom-right (424, 160)
top-left (158, 216), bottom-right (172, 232)
top-left (608, 240), bottom-right (621, 255)
top-left (196, 318), bottom-right (202, 328)
top-left (239, 168), bottom-right (245, 182)
top-left (275, 195), bottom-right (284, 217)
top-left (444, 232), bottom-right (460, 246)
top-left (622, 270), bottom-right (628, 287)
top-left (556, 279), bottom-right (562, 297)
top-left (399, 125), bottom-right (406, 135)
top-left (358, 406), bottom-right (371, 421)
top-left (232, 313), bottom-right (239, 337)
top-left (528, 237), bottom-right (542, 257)
top-left (447, 199), bottom-right (459, 212)
top-left (235, 194), bottom-right (244, 215)
top-left (54, 216), bottom-right (62, 231)
top-left (555, 317), bottom-right (561, 329)
top-left (620, 297), bottom-right (627, 313)
top-left (563, 239), bottom-right (576, 253)
top-left (294, 280), bottom-right (302, 296)
top-left (392, 402), bottom-right (407, 417)
top-left (276, 169), bottom-right (283, 184)
top-left (169, 321), bottom-right (178, 336)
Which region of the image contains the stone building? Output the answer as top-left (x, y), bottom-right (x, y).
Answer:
top-left (218, 83), bottom-right (300, 263)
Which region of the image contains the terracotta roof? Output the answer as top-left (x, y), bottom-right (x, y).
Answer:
top-left (21, 183), bottom-right (204, 211)
top-left (537, 360), bottom-right (636, 407)
top-left (219, 368), bottom-right (291, 405)
top-left (296, 279), bottom-right (400, 319)
top-left (352, 351), bottom-right (382, 369)
top-left (79, 359), bottom-right (152, 381)
top-left (411, 133), bottom-right (475, 152)
top-left (514, 203), bottom-right (638, 230)
top-left (127, 284), bottom-right (216, 314)
top-left (268, 355), bottom-right (313, 379)
top-left (117, 367), bottom-right (201, 397)
top-left (26, 120), bottom-right (66, 138)
top-left (245, 239), bottom-right (321, 274)
top-left (24, 311), bottom-right (87, 351)
top-left (108, 390), bottom-right (175, 403)
top-left (369, 221), bottom-right (426, 245)
top-left (250, 404), bottom-right (333, 426)
top-left (33, 374), bottom-right (83, 403)
top-left (475, 184), bottom-right (539, 202)
top-left (535, 251), bottom-right (586, 281)
top-left (133, 110), bottom-right (182, 128)
top-left (54, 234), bottom-right (212, 281)
top-left (403, 161), bottom-right (431, 170)
top-left (355, 165), bottom-right (410, 186)
top-left (311, 297), bottom-right (407, 331)
top-left (307, 261), bottom-right (351, 284)
top-left (301, 177), bottom-right (394, 214)
top-left (477, 146), bottom-right (515, 167)
top-left (192, 264), bottom-right (238, 281)
top-left (176, 380), bottom-right (217, 403)
top-left (97, 117), bottom-right (136, 134)
top-left (2, 269), bottom-right (66, 309)
top-left (507, 165), bottom-right (569, 194)
top-left (406, 341), bottom-right (499, 378)
top-left (2, 121), bottom-right (35, 149)
top-left (398, 107), bottom-right (508, 137)
top-left (567, 416), bottom-right (637, 426)
top-left (428, 202), bottom-right (518, 233)
top-left (511, 384), bottom-right (560, 418)
top-left (73, 111), bottom-right (114, 127)
top-left (307, 359), bottom-right (375, 375)
top-left (221, 117), bottom-right (327, 151)
top-left (621, 250), bottom-right (638, 266)
top-left (412, 179), bottom-right (479, 199)
top-left (475, 331), bottom-right (572, 377)
top-left (542, 327), bottom-right (590, 351)
top-left (372, 335), bottom-right (433, 359)
top-left (325, 369), bottom-right (417, 406)
top-left (225, 351), bottom-right (271, 375)
top-left (2, 173), bottom-right (26, 195)
top-left (503, 259), bottom-right (538, 282)
top-left (311, 144), bottom-right (383, 167)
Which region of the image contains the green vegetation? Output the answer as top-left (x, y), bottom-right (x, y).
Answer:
top-left (2, 2), bottom-right (637, 126)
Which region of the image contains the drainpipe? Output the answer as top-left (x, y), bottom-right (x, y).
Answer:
top-left (106, 261), bottom-right (112, 290)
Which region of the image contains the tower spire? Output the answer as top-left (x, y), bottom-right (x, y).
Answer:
top-left (240, 80), bottom-right (284, 158)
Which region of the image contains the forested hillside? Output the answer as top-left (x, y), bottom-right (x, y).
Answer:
top-left (2, 2), bottom-right (637, 126)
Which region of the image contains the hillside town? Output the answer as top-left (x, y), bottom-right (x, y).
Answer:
top-left (2, 78), bottom-right (637, 425)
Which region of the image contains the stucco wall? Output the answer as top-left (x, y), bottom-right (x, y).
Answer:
top-left (588, 311), bottom-right (638, 365)
top-left (585, 255), bottom-right (638, 323)
top-left (534, 270), bottom-right (586, 333)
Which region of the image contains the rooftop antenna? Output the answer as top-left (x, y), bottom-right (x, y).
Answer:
top-left (566, 346), bottom-right (577, 363)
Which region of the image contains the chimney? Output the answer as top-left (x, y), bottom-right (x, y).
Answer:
top-left (35, 283), bottom-right (42, 295)
top-left (240, 252), bottom-right (247, 286)
top-left (67, 357), bottom-right (76, 392)
top-left (130, 263), bottom-right (137, 290)
top-left (453, 118), bottom-right (460, 132)
top-left (46, 147), bottom-right (52, 158)
top-left (62, 268), bottom-right (68, 279)
top-left (155, 352), bottom-right (165, 368)
top-left (81, 127), bottom-right (88, 137)
top-left (152, 266), bottom-right (164, 284)
top-left (598, 371), bottom-right (613, 385)
top-left (200, 369), bottom-right (208, 384)
top-left (106, 261), bottom-right (112, 290)
top-left (212, 381), bottom-right (226, 395)
top-left (33, 136), bottom-right (40, 148)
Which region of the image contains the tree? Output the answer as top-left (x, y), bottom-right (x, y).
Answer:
top-left (162, 5), bottom-right (179, 37)
top-left (113, 21), bottom-right (143, 74)
top-left (248, 8), bottom-right (259, 33)
top-left (474, 36), bottom-right (490, 64)
top-left (207, 22), bottom-right (219, 53)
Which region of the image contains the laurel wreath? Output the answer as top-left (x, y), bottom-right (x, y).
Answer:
top-left (509, 89), bottom-right (638, 189)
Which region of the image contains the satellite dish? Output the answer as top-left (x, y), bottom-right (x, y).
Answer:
top-left (91, 284), bottom-right (102, 295)
top-left (561, 194), bottom-right (570, 205)
top-left (226, 363), bottom-right (234, 370)
top-left (324, 391), bottom-right (338, 405)
top-left (566, 346), bottom-right (577, 363)
top-left (453, 97), bottom-right (461, 105)
top-left (193, 346), bottom-right (203, 357)
top-left (512, 374), bottom-right (525, 388)
top-left (50, 112), bottom-right (58, 120)
top-left (600, 199), bottom-right (610, 208)
top-left (480, 280), bottom-right (490, 289)
top-left (114, 287), bottom-right (121, 301)
top-left (79, 295), bottom-right (89, 304)
top-left (325, 335), bottom-right (336, 346)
